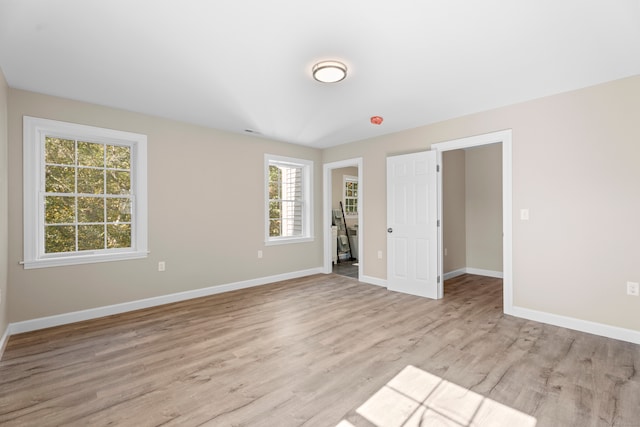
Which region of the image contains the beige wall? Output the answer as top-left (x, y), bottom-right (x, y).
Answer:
top-left (5, 75), bottom-right (640, 334)
top-left (332, 167), bottom-right (358, 229)
top-left (442, 145), bottom-right (502, 274)
top-left (0, 68), bottom-right (8, 339)
top-left (465, 144), bottom-right (502, 272)
top-left (442, 150), bottom-right (466, 272)
top-left (7, 90), bottom-right (323, 322)
top-left (323, 75), bottom-right (640, 332)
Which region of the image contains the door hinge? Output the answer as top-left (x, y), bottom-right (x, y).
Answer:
top-left (437, 219), bottom-right (440, 227)
top-left (437, 275), bottom-right (441, 283)
top-left (436, 164), bottom-right (440, 172)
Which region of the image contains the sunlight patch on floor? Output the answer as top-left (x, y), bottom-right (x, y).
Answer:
top-left (338, 365), bottom-right (537, 427)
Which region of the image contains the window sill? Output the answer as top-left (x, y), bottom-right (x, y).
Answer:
top-left (265, 236), bottom-right (314, 246)
top-left (22, 251), bottom-right (148, 269)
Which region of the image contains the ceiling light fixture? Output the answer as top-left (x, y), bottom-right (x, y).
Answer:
top-left (312, 60), bottom-right (347, 83)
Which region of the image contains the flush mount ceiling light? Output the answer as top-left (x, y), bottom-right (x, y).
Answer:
top-left (312, 60), bottom-right (347, 83)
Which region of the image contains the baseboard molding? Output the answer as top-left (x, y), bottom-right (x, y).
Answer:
top-left (9, 267), bottom-right (323, 335)
top-left (443, 268), bottom-right (466, 280)
top-left (509, 305), bottom-right (640, 345)
top-left (359, 275), bottom-right (387, 287)
top-left (444, 267), bottom-right (503, 280)
top-left (7, 266), bottom-right (639, 354)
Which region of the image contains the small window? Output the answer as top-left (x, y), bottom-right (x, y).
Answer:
top-left (265, 154), bottom-right (313, 245)
top-left (23, 116), bottom-right (148, 268)
top-left (343, 175), bottom-right (358, 216)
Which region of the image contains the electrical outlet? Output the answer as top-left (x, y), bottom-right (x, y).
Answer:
top-left (377, 250), bottom-right (383, 259)
top-left (627, 282), bottom-right (639, 296)
top-left (444, 248), bottom-right (448, 256)
top-left (258, 250), bottom-right (263, 259)
top-left (158, 261), bottom-right (166, 272)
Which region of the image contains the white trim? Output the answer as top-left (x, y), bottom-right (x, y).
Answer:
top-left (8, 267), bottom-right (322, 335)
top-left (465, 268), bottom-right (504, 279)
top-left (264, 154), bottom-right (314, 245)
top-left (510, 305), bottom-right (640, 345)
top-left (443, 268), bottom-right (467, 280)
top-left (22, 116), bottom-right (148, 269)
top-left (432, 129), bottom-right (513, 314)
top-left (322, 158), bottom-right (363, 278)
top-left (359, 275), bottom-right (387, 287)
top-left (443, 268), bottom-right (503, 280)
top-left (4, 268), bottom-right (640, 352)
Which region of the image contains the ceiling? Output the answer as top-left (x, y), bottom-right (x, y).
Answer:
top-left (1, 1), bottom-right (639, 149)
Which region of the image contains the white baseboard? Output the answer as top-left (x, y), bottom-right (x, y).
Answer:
top-left (443, 268), bottom-right (467, 280)
top-left (6, 266), bottom-right (639, 354)
top-left (444, 267), bottom-right (503, 280)
top-left (465, 268), bottom-right (503, 278)
top-left (359, 275), bottom-right (387, 287)
top-left (509, 305), bottom-right (640, 345)
top-left (9, 267), bottom-right (323, 335)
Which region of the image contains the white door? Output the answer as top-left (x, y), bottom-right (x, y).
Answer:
top-left (386, 151), bottom-right (438, 298)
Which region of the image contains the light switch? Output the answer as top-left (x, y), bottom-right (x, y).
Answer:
top-left (520, 209), bottom-right (530, 221)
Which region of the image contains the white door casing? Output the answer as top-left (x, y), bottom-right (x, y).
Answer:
top-left (432, 129), bottom-right (512, 309)
top-left (386, 151), bottom-right (438, 298)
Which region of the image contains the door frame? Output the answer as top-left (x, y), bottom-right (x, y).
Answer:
top-left (432, 129), bottom-right (513, 314)
top-left (322, 158), bottom-right (363, 276)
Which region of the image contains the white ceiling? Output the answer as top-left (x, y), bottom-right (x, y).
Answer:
top-left (1, 1), bottom-right (639, 148)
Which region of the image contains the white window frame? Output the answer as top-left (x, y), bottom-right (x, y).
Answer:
top-left (343, 174), bottom-right (358, 217)
top-left (23, 116), bottom-right (148, 269)
top-left (264, 154), bottom-right (313, 245)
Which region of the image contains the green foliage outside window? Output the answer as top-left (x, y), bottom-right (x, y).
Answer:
top-left (268, 165), bottom-right (282, 237)
top-left (44, 137), bottom-right (132, 253)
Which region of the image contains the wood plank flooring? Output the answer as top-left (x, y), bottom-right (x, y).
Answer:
top-left (1, 274), bottom-right (639, 426)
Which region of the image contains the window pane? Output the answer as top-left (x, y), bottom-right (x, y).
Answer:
top-left (269, 201), bottom-right (281, 219)
top-left (78, 225), bottom-right (105, 251)
top-left (266, 156), bottom-right (310, 242)
top-left (45, 196), bottom-right (75, 224)
top-left (78, 197), bottom-right (105, 223)
top-left (107, 198), bottom-right (131, 223)
top-left (269, 219), bottom-right (281, 237)
top-left (78, 141), bottom-right (104, 167)
top-left (45, 225), bottom-right (76, 253)
top-left (106, 145), bottom-right (130, 169)
top-left (78, 168), bottom-right (104, 194)
top-left (280, 200), bottom-right (302, 237)
top-left (45, 137), bottom-right (75, 165)
top-left (268, 181), bottom-right (280, 199)
top-left (45, 165), bottom-right (75, 193)
top-left (106, 170), bottom-right (130, 194)
top-left (107, 224), bottom-right (131, 248)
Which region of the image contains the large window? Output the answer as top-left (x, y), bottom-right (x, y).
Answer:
top-left (23, 116), bottom-right (148, 268)
top-left (265, 154), bottom-right (313, 244)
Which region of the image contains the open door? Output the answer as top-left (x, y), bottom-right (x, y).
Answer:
top-left (386, 151), bottom-right (438, 298)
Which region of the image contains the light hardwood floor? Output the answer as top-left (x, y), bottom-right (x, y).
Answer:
top-left (1, 274), bottom-right (639, 426)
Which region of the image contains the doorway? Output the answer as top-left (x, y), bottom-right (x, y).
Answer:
top-left (433, 130), bottom-right (513, 314)
top-left (323, 158), bottom-right (363, 279)
top-left (442, 144), bottom-right (503, 289)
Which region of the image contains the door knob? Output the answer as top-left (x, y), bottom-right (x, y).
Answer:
top-left (387, 228), bottom-right (393, 233)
